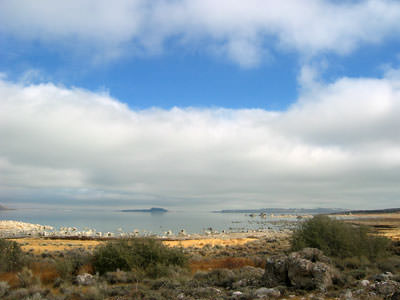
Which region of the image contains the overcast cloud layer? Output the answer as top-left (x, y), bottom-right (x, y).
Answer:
top-left (1, 0), bottom-right (400, 66)
top-left (1, 70), bottom-right (400, 209)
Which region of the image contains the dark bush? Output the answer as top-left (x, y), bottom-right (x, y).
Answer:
top-left (55, 248), bottom-right (92, 280)
top-left (291, 215), bottom-right (390, 260)
top-left (92, 242), bottom-right (130, 275)
top-left (92, 238), bottom-right (187, 277)
top-left (0, 239), bottom-right (25, 272)
top-left (193, 268), bottom-right (236, 288)
top-left (377, 256), bottom-right (400, 273)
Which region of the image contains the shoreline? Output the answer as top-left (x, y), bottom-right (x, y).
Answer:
top-left (1, 211), bottom-right (399, 254)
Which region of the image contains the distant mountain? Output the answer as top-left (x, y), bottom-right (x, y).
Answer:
top-left (120, 207), bottom-right (168, 213)
top-left (330, 208), bottom-right (400, 215)
top-left (213, 208), bottom-right (343, 214)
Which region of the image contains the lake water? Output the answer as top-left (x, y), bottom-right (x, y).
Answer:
top-left (0, 208), bottom-right (301, 235)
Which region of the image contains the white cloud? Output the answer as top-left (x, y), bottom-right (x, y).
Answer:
top-left (0, 73), bottom-right (400, 208)
top-left (1, 0), bottom-right (400, 66)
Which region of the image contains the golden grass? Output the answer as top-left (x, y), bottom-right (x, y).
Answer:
top-left (0, 272), bottom-right (19, 288)
top-left (11, 238), bottom-right (103, 253)
top-left (30, 261), bottom-right (60, 284)
top-left (10, 237), bottom-right (258, 254)
top-left (162, 238), bottom-right (257, 248)
top-left (341, 213), bottom-right (400, 241)
top-left (189, 257), bottom-right (259, 273)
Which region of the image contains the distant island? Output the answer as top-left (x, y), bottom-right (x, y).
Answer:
top-left (0, 204), bottom-right (14, 211)
top-left (120, 207), bottom-right (168, 213)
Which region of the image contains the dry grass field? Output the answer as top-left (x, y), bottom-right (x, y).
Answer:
top-left (10, 236), bottom-right (258, 253)
top-left (339, 212), bottom-right (400, 240)
top-left (10, 238), bottom-right (103, 254)
top-left (163, 237), bottom-right (257, 248)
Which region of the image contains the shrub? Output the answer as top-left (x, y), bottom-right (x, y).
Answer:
top-left (55, 248), bottom-right (92, 280)
top-left (29, 260), bottom-right (60, 285)
top-left (0, 239), bottom-right (26, 272)
top-left (377, 256), bottom-right (400, 273)
top-left (92, 238), bottom-right (187, 277)
top-left (193, 268), bottom-right (236, 288)
top-left (82, 286), bottom-right (104, 300)
top-left (17, 267), bottom-right (38, 288)
top-left (291, 215), bottom-right (390, 260)
top-left (105, 270), bottom-right (136, 284)
top-left (0, 281), bottom-right (10, 298)
top-left (92, 242), bottom-right (131, 275)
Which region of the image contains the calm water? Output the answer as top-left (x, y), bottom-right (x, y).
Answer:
top-left (0, 208), bottom-right (298, 235)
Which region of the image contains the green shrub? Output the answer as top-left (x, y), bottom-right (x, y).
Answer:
top-left (377, 256), bottom-right (400, 273)
top-left (92, 238), bottom-right (187, 277)
top-left (0, 239), bottom-right (26, 272)
top-left (92, 242), bottom-right (130, 275)
top-left (55, 248), bottom-right (92, 280)
top-left (291, 215), bottom-right (390, 260)
top-left (193, 268), bottom-right (236, 288)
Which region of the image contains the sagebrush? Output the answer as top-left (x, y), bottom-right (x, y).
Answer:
top-left (291, 215), bottom-right (390, 260)
top-left (92, 238), bottom-right (187, 277)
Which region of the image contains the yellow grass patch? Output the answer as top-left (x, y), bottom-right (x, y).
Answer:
top-left (189, 257), bottom-right (259, 273)
top-left (11, 238), bottom-right (103, 254)
top-left (10, 236), bottom-right (257, 254)
top-left (162, 237), bottom-right (257, 248)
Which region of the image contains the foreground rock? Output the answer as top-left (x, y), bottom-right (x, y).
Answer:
top-left (263, 248), bottom-right (339, 291)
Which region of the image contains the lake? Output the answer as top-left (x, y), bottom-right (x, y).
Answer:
top-left (0, 208), bottom-right (302, 235)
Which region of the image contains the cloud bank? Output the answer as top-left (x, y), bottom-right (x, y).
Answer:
top-left (1, 71), bottom-right (400, 208)
top-left (1, 0), bottom-right (400, 66)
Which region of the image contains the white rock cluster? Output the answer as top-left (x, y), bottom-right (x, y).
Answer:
top-left (0, 220), bottom-right (53, 237)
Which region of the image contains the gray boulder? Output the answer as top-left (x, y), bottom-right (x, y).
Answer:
top-left (255, 287), bottom-right (281, 298)
top-left (374, 280), bottom-right (400, 298)
top-left (263, 255), bottom-right (289, 287)
top-left (263, 248), bottom-right (338, 291)
top-left (287, 251), bottom-right (336, 291)
top-left (76, 273), bottom-right (95, 286)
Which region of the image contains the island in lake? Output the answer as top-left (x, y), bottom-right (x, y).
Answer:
top-left (0, 204), bottom-right (13, 211)
top-left (120, 207), bottom-right (168, 213)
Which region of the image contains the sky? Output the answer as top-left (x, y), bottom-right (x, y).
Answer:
top-left (0, 0), bottom-right (400, 209)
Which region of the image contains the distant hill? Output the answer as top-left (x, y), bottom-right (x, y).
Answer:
top-left (214, 208), bottom-right (344, 214)
top-left (120, 207), bottom-right (168, 213)
top-left (330, 208), bottom-right (400, 215)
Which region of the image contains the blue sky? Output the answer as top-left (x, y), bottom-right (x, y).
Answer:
top-left (1, 0), bottom-right (400, 209)
top-left (1, 34), bottom-right (300, 109)
top-left (1, 32), bottom-right (399, 110)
